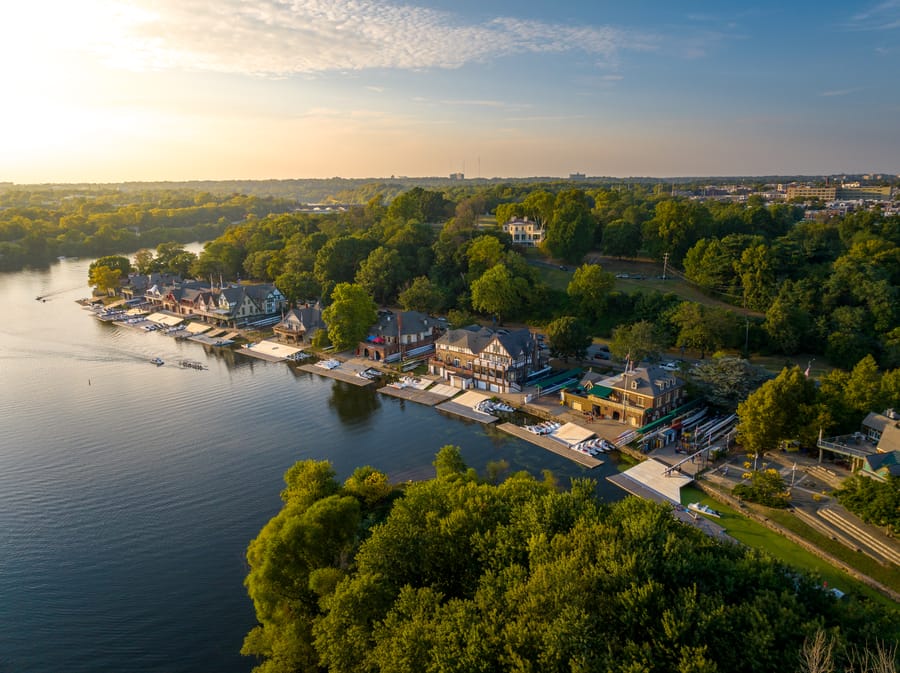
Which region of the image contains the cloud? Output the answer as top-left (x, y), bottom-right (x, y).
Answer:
top-left (820, 88), bottom-right (860, 97)
top-left (77, 0), bottom-right (652, 77)
top-left (82, 0), bottom-right (644, 76)
top-left (847, 1), bottom-right (900, 30)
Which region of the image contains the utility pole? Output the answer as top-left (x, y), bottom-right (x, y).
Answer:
top-left (662, 252), bottom-right (669, 280)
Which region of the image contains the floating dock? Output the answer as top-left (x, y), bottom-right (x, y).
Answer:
top-left (298, 363), bottom-right (377, 387)
top-left (496, 422), bottom-right (602, 468)
top-left (379, 385), bottom-right (451, 406)
top-left (606, 458), bottom-right (692, 504)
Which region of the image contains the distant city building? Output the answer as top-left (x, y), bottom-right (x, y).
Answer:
top-left (787, 186), bottom-right (837, 201)
top-left (837, 185), bottom-right (892, 201)
top-left (787, 184), bottom-right (892, 202)
top-left (449, 172), bottom-right (465, 180)
top-left (569, 172), bottom-right (586, 180)
top-left (502, 217), bottom-right (544, 247)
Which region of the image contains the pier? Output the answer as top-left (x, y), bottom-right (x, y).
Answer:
top-left (496, 423), bottom-right (603, 468)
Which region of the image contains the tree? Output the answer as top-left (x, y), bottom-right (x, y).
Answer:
top-left (465, 235), bottom-right (505, 281)
top-left (609, 320), bottom-right (665, 364)
top-left (321, 283), bottom-right (377, 351)
top-left (274, 270), bottom-right (320, 305)
top-left (433, 445), bottom-right (467, 479)
top-left (314, 236), bottom-right (377, 289)
top-left (735, 244), bottom-right (777, 312)
top-left (245, 453), bottom-right (899, 673)
top-left (566, 263), bottom-right (615, 325)
top-left (88, 264), bottom-right (122, 296)
top-left (601, 219), bottom-right (642, 258)
top-left (764, 281), bottom-right (813, 355)
top-left (398, 276), bottom-right (443, 314)
top-left (132, 249), bottom-right (155, 275)
top-left (843, 355), bottom-right (885, 416)
top-left (470, 264), bottom-right (523, 324)
top-left (733, 468), bottom-right (790, 507)
top-left (544, 189), bottom-right (596, 263)
top-left (88, 255), bottom-right (131, 278)
top-left (736, 366), bottom-right (818, 455)
top-left (690, 356), bottom-right (773, 410)
top-left (643, 199), bottom-right (711, 261)
top-left (683, 238), bottom-right (735, 293)
top-left (669, 302), bottom-right (739, 359)
top-left (545, 316), bottom-right (592, 361)
top-left (355, 246), bottom-right (405, 305)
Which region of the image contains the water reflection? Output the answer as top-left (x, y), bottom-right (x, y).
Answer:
top-left (327, 380), bottom-right (381, 424)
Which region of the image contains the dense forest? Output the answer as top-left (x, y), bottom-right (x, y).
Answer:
top-left (7, 180), bottom-right (899, 376)
top-left (152, 181), bottom-right (897, 373)
top-left (242, 450), bottom-right (900, 673)
top-left (0, 186), bottom-right (295, 270)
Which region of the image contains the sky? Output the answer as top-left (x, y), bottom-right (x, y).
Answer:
top-left (1, 0), bottom-right (899, 183)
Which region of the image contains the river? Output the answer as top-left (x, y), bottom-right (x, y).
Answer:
top-left (0, 255), bottom-right (624, 673)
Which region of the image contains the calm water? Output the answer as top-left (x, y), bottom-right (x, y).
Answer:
top-left (0, 257), bottom-right (623, 673)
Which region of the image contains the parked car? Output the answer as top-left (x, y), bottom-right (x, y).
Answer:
top-left (660, 361), bottom-right (679, 371)
top-left (593, 351), bottom-right (610, 360)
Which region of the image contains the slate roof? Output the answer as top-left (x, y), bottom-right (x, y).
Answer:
top-left (277, 304), bottom-right (325, 332)
top-left (369, 310), bottom-right (434, 338)
top-left (863, 451), bottom-right (900, 478)
top-left (492, 328), bottom-right (536, 358)
top-left (600, 365), bottom-right (683, 397)
top-left (438, 325), bottom-right (496, 353)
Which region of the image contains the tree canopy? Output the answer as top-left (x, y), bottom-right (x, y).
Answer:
top-left (243, 453), bottom-right (900, 673)
top-left (321, 283), bottom-right (377, 351)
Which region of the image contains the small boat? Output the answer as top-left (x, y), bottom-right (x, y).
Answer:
top-left (150, 357), bottom-right (164, 366)
top-left (687, 502), bottom-right (721, 518)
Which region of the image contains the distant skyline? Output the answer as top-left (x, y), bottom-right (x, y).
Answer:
top-left (2, 1), bottom-right (899, 184)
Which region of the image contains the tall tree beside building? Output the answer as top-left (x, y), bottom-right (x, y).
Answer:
top-left (546, 316), bottom-right (592, 361)
top-left (398, 276), bottom-right (443, 315)
top-left (355, 246), bottom-right (405, 305)
top-left (736, 366), bottom-right (818, 455)
top-left (470, 263), bottom-right (524, 325)
top-left (321, 283), bottom-right (377, 351)
top-left (543, 189), bottom-right (596, 263)
top-left (608, 320), bottom-right (664, 364)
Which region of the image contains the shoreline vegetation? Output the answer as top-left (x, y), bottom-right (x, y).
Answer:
top-left (240, 450), bottom-right (900, 673)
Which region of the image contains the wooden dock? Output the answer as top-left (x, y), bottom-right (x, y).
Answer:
top-left (496, 422), bottom-right (602, 468)
top-left (434, 399), bottom-right (498, 424)
top-left (378, 385), bottom-right (450, 406)
top-left (298, 364), bottom-right (377, 387)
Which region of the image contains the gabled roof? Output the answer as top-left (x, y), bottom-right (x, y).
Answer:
top-left (492, 329), bottom-right (535, 358)
top-left (600, 365), bottom-right (683, 398)
top-left (877, 423), bottom-right (900, 453)
top-left (369, 310), bottom-right (434, 338)
top-left (863, 451), bottom-right (900, 477)
top-left (277, 305), bottom-right (325, 331)
top-left (438, 325), bottom-right (495, 353)
top-left (862, 412), bottom-right (894, 435)
top-left (242, 283), bottom-right (282, 301)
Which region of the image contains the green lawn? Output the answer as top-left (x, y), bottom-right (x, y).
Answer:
top-left (679, 486), bottom-right (897, 609)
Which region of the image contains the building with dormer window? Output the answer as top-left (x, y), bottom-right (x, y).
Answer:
top-left (560, 365), bottom-right (686, 426)
top-left (429, 325), bottom-right (545, 393)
